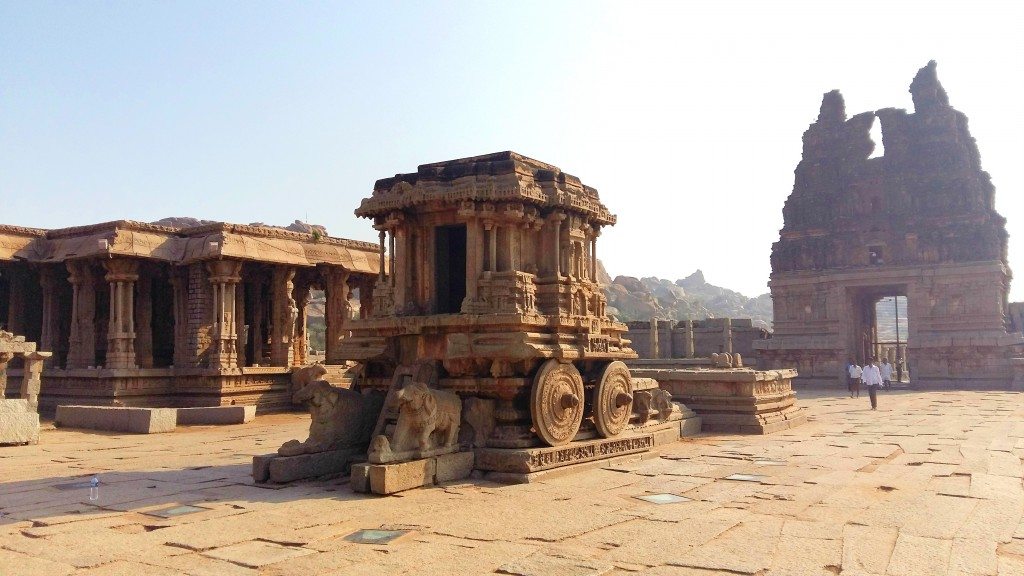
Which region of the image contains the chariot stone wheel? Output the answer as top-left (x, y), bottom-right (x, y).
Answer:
top-left (592, 361), bottom-right (634, 438)
top-left (530, 359), bottom-right (585, 447)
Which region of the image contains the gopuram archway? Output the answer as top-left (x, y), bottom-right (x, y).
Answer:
top-left (756, 62), bottom-right (1024, 389)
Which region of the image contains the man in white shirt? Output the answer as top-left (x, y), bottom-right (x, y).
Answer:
top-left (847, 360), bottom-right (862, 398)
top-left (862, 358), bottom-right (883, 410)
top-left (879, 358), bottom-right (893, 389)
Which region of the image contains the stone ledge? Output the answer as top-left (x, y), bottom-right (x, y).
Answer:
top-left (176, 405), bottom-right (256, 425)
top-left (55, 405), bottom-right (177, 434)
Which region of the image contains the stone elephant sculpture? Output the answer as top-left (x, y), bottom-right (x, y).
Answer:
top-left (391, 381), bottom-right (462, 453)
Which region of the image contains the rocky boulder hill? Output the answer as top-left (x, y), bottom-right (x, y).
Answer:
top-left (151, 217), bottom-right (328, 236)
top-left (602, 264), bottom-right (772, 329)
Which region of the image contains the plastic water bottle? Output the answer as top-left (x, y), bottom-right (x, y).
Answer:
top-left (89, 476), bottom-right (99, 501)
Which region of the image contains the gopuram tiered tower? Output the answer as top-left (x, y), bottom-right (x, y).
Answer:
top-left (757, 61), bottom-right (1024, 389)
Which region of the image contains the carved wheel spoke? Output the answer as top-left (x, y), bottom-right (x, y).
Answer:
top-left (530, 359), bottom-right (584, 447)
top-left (593, 361), bottom-right (633, 438)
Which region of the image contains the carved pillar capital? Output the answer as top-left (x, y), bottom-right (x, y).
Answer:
top-left (205, 259), bottom-right (243, 284)
top-left (102, 258), bottom-right (140, 282)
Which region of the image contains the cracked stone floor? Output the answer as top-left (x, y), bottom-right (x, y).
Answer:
top-left (4, 390), bottom-right (1024, 575)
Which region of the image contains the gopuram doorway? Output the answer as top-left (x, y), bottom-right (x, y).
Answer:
top-left (850, 286), bottom-right (909, 383)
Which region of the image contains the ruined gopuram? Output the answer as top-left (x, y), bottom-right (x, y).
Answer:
top-left (757, 61), bottom-right (1024, 389)
top-left (0, 220), bottom-right (380, 412)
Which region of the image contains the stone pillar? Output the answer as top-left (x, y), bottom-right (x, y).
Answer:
top-left (377, 230), bottom-right (386, 282)
top-left (650, 318), bottom-right (660, 359)
top-left (359, 275), bottom-right (376, 319)
top-left (324, 268), bottom-right (351, 364)
top-left (723, 317), bottom-right (733, 355)
top-left (0, 352), bottom-right (11, 398)
top-left (134, 272), bottom-right (154, 368)
top-left (465, 218), bottom-right (483, 304)
top-left (206, 260), bottom-right (243, 370)
top-left (20, 351), bottom-right (50, 412)
top-left (392, 225), bottom-right (406, 311)
top-left (104, 258), bottom-right (140, 370)
top-left (270, 267), bottom-right (296, 367)
top-left (590, 230), bottom-right (599, 282)
top-left (66, 260), bottom-right (96, 369)
top-left (683, 320), bottom-right (695, 358)
top-left (169, 269), bottom-right (189, 368)
top-left (184, 263), bottom-right (213, 368)
top-left (486, 222), bottom-right (497, 274)
top-left (388, 230), bottom-right (396, 287)
top-left (551, 213), bottom-right (566, 278)
top-left (235, 280), bottom-right (246, 368)
top-left (292, 280), bottom-right (311, 366)
top-left (38, 267), bottom-right (60, 366)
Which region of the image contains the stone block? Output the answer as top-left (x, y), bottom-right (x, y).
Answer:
top-left (252, 453), bottom-right (275, 483)
top-left (129, 408), bottom-right (177, 433)
top-left (176, 405), bottom-right (256, 425)
top-left (368, 458), bottom-right (436, 495)
top-left (0, 399), bottom-right (40, 445)
top-left (265, 448), bottom-right (357, 483)
top-left (350, 463), bottom-right (371, 493)
top-left (55, 405), bottom-right (177, 434)
top-left (434, 451), bottom-right (474, 484)
top-left (651, 424), bottom-right (682, 447)
top-left (679, 414), bottom-right (703, 437)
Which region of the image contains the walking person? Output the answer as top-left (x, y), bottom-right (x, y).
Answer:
top-left (879, 358), bottom-right (893, 391)
top-left (862, 358), bottom-right (883, 410)
top-left (847, 360), bottom-right (862, 398)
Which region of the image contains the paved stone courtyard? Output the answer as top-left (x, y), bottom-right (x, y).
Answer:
top-left (4, 390), bottom-right (1024, 575)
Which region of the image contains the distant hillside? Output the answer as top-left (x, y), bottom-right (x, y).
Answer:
top-left (603, 265), bottom-right (773, 330)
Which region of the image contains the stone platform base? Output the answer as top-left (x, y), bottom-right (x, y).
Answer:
top-left (253, 447), bottom-right (362, 484)
top-left (55, 405), bottom-right (177, 434)
top-left (631, 366), bottom-right (805, 435)
top-left (473, 412), bottom-right (699, 483)
top-left (351, 452), bottom-right (474, 495)
top-left (698, 405), bottom-right (807, 434)
top-left (0, 399), bottom-right (40, 445)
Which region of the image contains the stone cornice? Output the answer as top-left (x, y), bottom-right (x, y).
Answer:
top-left (0, 224), bottom-right (48, 237)
top-left (357, 151), bottom-right (616, 225)
top-left (180, 222), bottom-right (379, 252)
top-left (4, 219), bottom-right (378, 254)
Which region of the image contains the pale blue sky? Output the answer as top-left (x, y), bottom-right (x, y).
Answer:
top-left (2, 1), bottom-right (1022, 299)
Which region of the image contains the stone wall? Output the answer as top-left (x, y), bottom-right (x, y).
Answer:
top-left (626, 318), bottom-right (769, 360)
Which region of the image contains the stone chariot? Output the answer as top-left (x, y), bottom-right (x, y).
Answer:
top-left (340, 152), bottom-right (673, 453)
